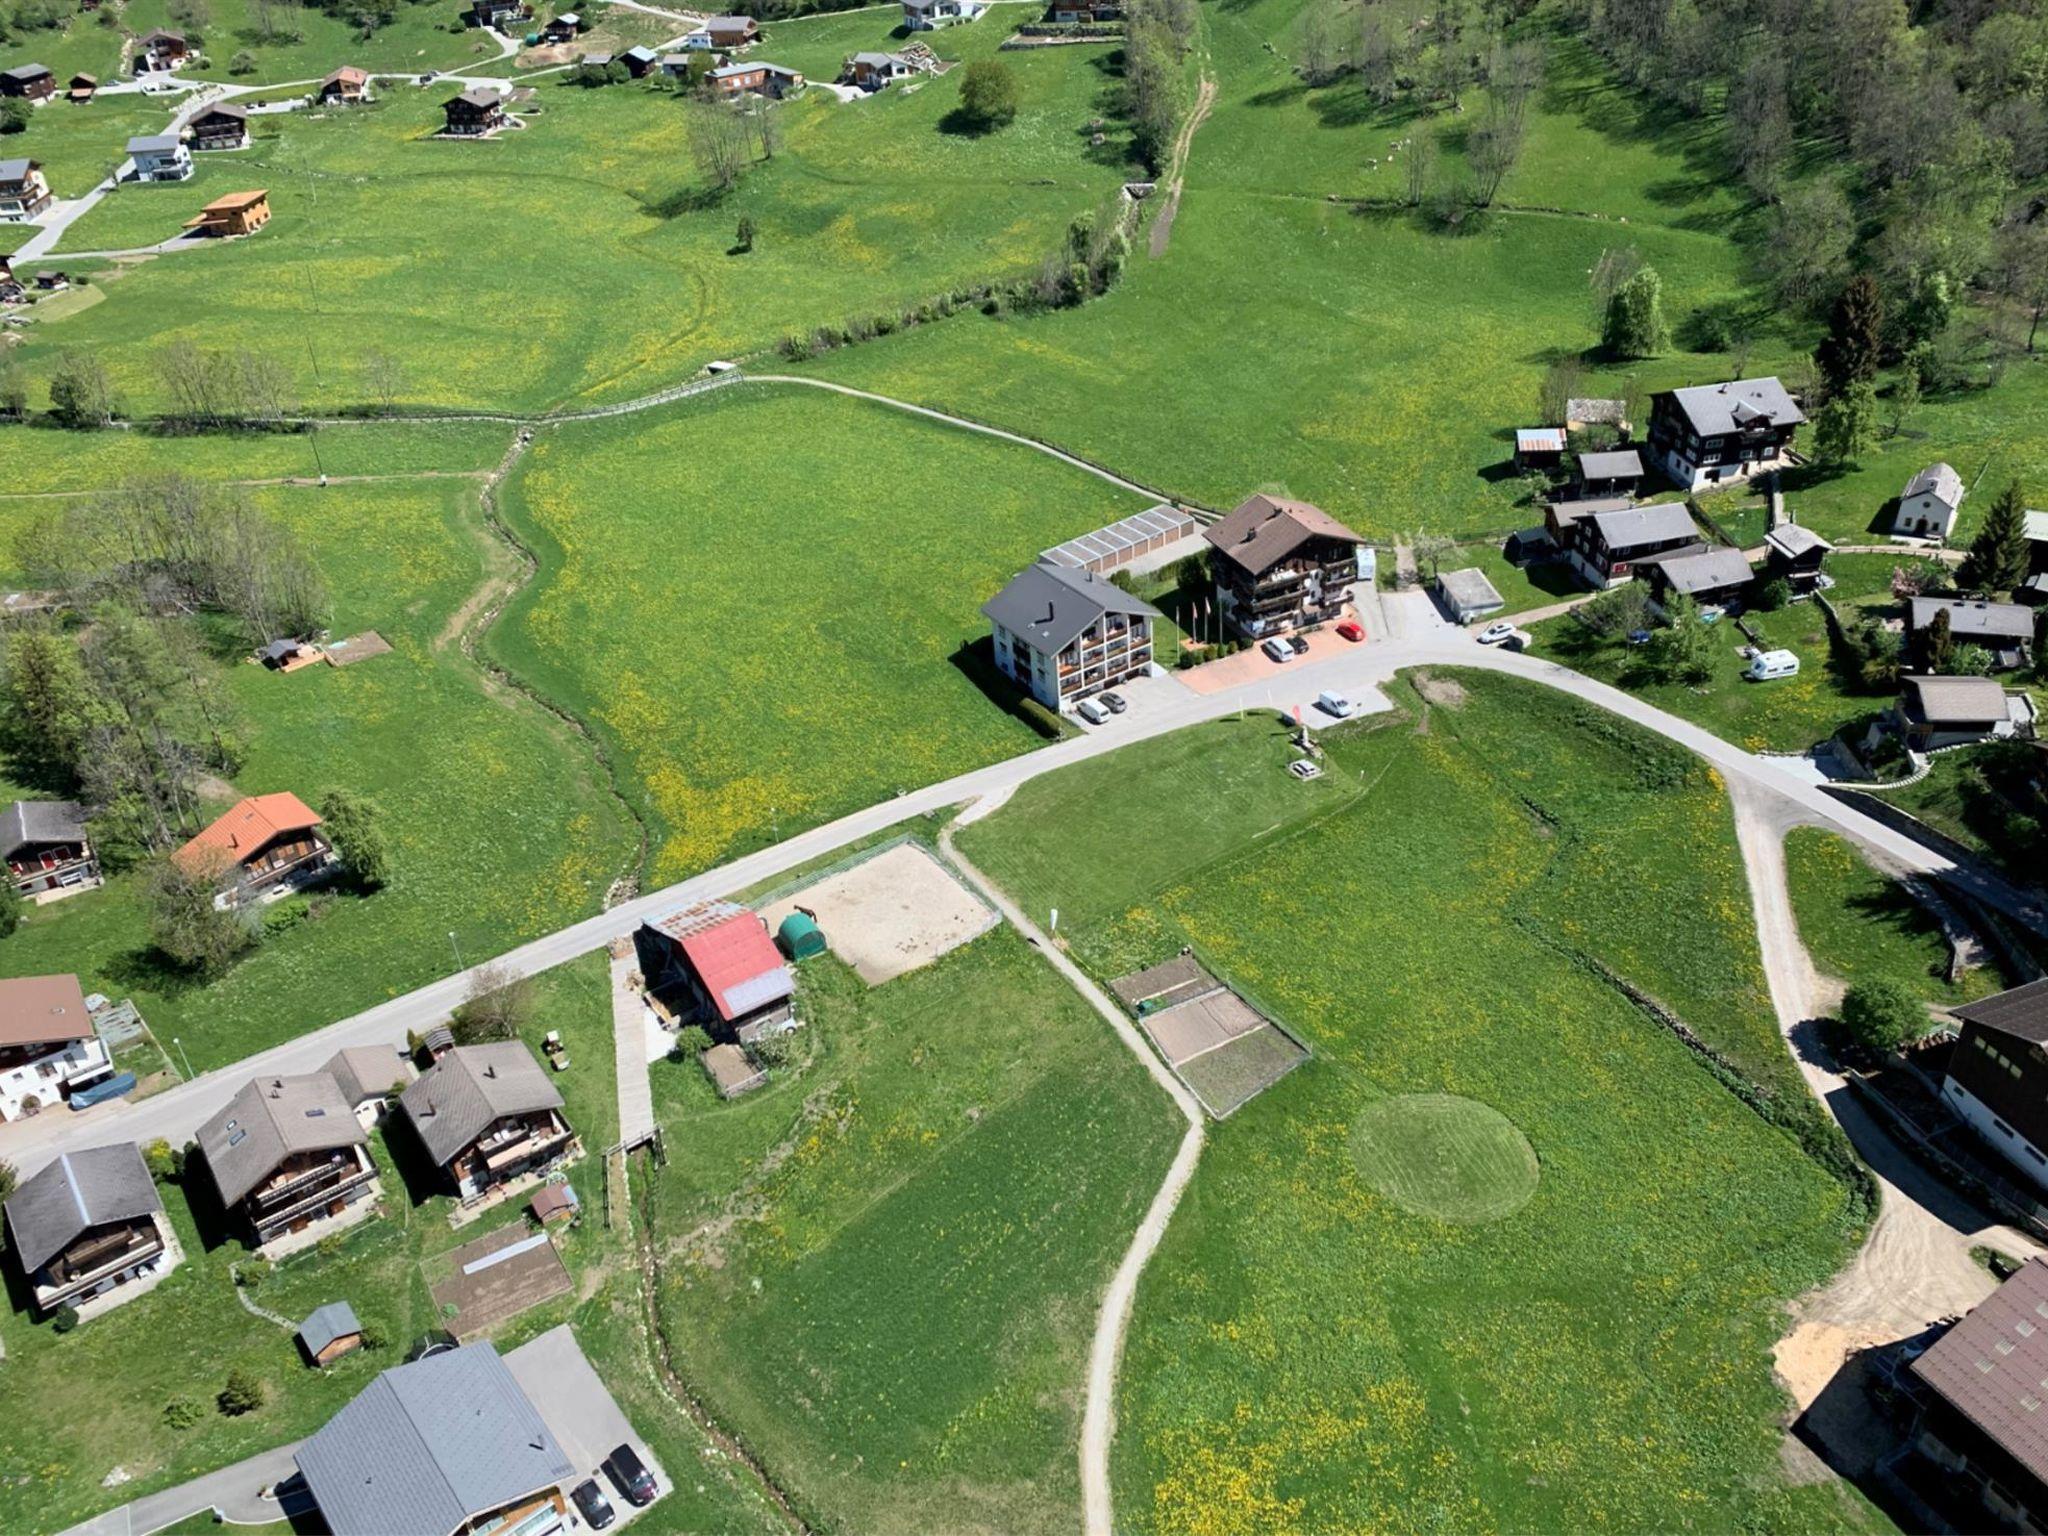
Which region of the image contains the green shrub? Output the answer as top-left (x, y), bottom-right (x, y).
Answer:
top-left (162, 1396), bottom-right (202, 1429)
top-left (677, 1024), bottom-right (713, 1054)
top-left (1017, 695), bottom-right (1066, 740)
top-left (51, 1305), bottom-right (80, 1334)
top-left (235, 1257), bottom-right (271, 1287)
top-left (217, 1369), bottom-right (266, 1417)
top-left (1841, 978), bottom-right (1926, 1053)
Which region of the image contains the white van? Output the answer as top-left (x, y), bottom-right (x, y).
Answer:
top-left (1261, 637), bottom-right (1293, 663)
top-left (1316, 691), bottom-right (1355, 718)
top-left (1075, 697), bottom-right (1109, 725)
top-left (1746, 649), bottom-right (1800, 681)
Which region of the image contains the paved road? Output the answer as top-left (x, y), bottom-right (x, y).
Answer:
top-left (58, 1440), bottom-right (305, 1536)
top-left (7, 602), bottom-right (2036, 1178)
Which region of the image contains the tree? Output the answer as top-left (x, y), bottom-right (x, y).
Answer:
top-left (1923, 604), bottom-right (1956, 673)
top-left (0, 880), bottom-right (20, 940)
top-left (217, 1369), bottom-right (266, 1417)
top-left (144, 856), bottom-right (255, 975)
top-left (47, 351), bottom-right (116, 429)
top-left (734, 215), bottom-right (755, 252)
top-left (0, 358), bottom-right (26, 421)
top-left (360, 349), bottom-right (404, 415)
top-left (1763, 182), bottom-right (1854, 312)
top-left (676, 1023), bottom-right (712, 1055)
top-left (1572, 581), bottom-right (1652, 638)
top-left (1588, 246), bottom-right (1643, 328)
top-left (1814, 275), bottom-right (1885, 398)
top-left (684, 98), bottom-right (750, 193)
top-left (0, 100), bottom-right (30, 136)
top-left (1535, 356), bottom-right (1584, 427)
top-left (143, 1138), bottom-right (180, 1181)
top-left (1754, 577), bottom-right (1793, 613)
top-left (957, 58), bottom-right (1019, 130)
top-left (1726, 47), bottom-right (1791, 196)
top-left (0, 626), bottom-right (111, 787)
top-left (319, 788), bottom-right (388, 890)
top-left (1959, 480), bottom-right (2031, 594)
top-left (1408, 530), bottom-right (1456, 583)
top-left (1642, 593), bottom-right (1714, 684)
top-left (229, 48), bottom-right (256, 73)
top-left (1812, 379), bottom-right (1878, 466)
top-left (1403, 130), bottom-right (1436, 208)
top-left (1123, 8), bottom-right (1185, 171)
top-left (0, 1159), bottom-right (15, 1203)
top-left (1887, 370), bottom-right (1921, 438)
top-left (1841, 978), bottom-right (1926, 1053)
top-left (1297, 2), bottom-right (1337, 84)
top-left (1467, 93), bottom-right (1525, 206)
top-left (1602, 267), bottom-right (1669, 359)
top-left (450, 961), bottom-right (535, 1044)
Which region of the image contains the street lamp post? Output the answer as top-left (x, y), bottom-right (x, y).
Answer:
top-left (449, 931), bottom-right (463, 969)
top-left (170, 1036), bottom-right (195, 1080)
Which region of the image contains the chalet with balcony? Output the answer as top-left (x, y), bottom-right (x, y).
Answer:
top-left (1764, 523), bottom-right (1831, 594)
top-left (1895, 462), bottom-right (1965, 539)
top-left (5, 1142), bottom-right (175, 1317)
top-left (703, 13), bottom-right (758, 46)
top-left (1894, 675), bottom-right (2038, 751)
top-left (1646, 377), bottom-right (1803, 492)
top-left (1561, 501), bottom-right (1704, 588)
top-left (1941, 980), bottom-right (2048, 1194)
top-left (847, 51), bottom-right (914, 90)
top-left (468, 0), bottom-right (530, 25)
top-left (127, 133), bottom-right (193, 182)
top-left (0, 64), bottom-right (55, 101)
top-left (1576, 448), bottom-right (1644, 501)
top-left (903, 0), bottom-right (986, 27)
top-left (183, 189), bottom-right (271, 237)
top-left (198, 1071), bottom-right (380, 1254)
top-left (137, 29), bottom-right (190, 70)
top-left (0, 974), bottom-right (114, 1122)
top-left (318, 65), bottom-right (370, 104)
top-left (442, 86), bottom-right (506, 136)
top-left (175, 791), bottom-right (333, 905)
top-left (2, 799), bottom-right (100, 900)
top-left (1048, 0), bottom-right (1121, 17)
top-left (397, 1042), bottom-right (575, 1203)
top-left (1202, 494), bottom-right (1364, 638)
top-left (636, 901), bottom-right (796, 1045)
top-left (0, 159), bottom-right (52, 222)
top-left (983, 559), bottom-right (1159, 711)
top-left (189, 105), bottom-right (250, 151)
top-left (709, 61), bottom-right (804, 98)
top-left (296, 1343), bottom-right (575, 1536)
top-left (1908, 596), bottom-right (2035, 672)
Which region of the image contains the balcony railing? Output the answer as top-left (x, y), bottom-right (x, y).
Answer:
top-left (252, 1148), bottom-right (371, 1212)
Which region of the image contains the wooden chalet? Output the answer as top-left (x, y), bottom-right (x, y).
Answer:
top-left (174, 790), bottom-right (331, 902)
top-left (188, 104), bottom-right (250, 151)
top-left (183, 188), bottom-right (270, 236)
top-left (1201, 493), bottom-right (1364, 638)
top-left (442, 85), bottom-right (506, 136)
top-left (0, 64), bottom-right (55, 101)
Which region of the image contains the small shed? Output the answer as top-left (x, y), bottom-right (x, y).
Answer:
top-left (531, 1181), bottom-right (580, 1227)
top-left (297, 1301), bottom-right (364, 1365)
top-left (777, 911), bottom-right (826, 961)
top-left (258, 637), bottom-right (305, 668)
top-left (701, 1043), bottom-right (766, 1099)
top-left (1436, 567), bottom-right (1506, 625)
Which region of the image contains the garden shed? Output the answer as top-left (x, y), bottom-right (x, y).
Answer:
top-left (297, 1301), bottom-right (364, 1365)
top-left (778, 911), bottom-right (826, 961)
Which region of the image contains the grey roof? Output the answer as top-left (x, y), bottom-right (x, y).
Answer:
top-left (1913, 1258), bottom-right (2048, 1487)
top-left (1899, 674), bottom-right (2014, 726)
top-left (325, 1045), bottom-right (413, 1107)
top-left (2025, 510), bottom-right (2048, 545)
top-left (295, 1342), bottom-right (574, 1536)
top-left (1903, 462), bottom-right (1964, 509)
top-left (1578, 449), bottom-right (1643, 481)
top-left (0, 799), bottom-right (85, 859)
top-left (454, 86), bottom-right (504, 108)
top-left (1658, 377), bottom-right (1804, 436)
top-left (4, 1143), bottom-right (161, 1275)
top-left (852, 51), bottom-right (909, 67)
top-left (1041, 504), bottom-right (1198, 571)
top-left (622, 44), bottom-right (657, 61)
top-left (981, 560), bottom-right (1159, 657)
top-left (2, 65), bottom-right (52, 81)
top-left (298, 1301), bottom-right (363, 1355)
top-left (582, 52), bottom-right (613, 65)
top-left (194, 103), bottom-right (249, 122)
top-left (1652, 545), bottom-right (1754, 597)
top-left (1954, 979), bottom-right (2048, 1046)
top-left (1436, 567), bottom-right (1504, 614)
top-left (1585, 502), bottom-right (1699, 550)
top-left (1908, 596), bottom-right (2035, 643)
top-left (0, 160), bottom-right (36, 184)
top-left (127, 134), bottom-right (182, 155)
top-left (1544, 494), bottom-right (1634, 527)
top-left (199, 1072), bottom-right (368, 1208)
top-left (398, 1042), bottom-right (563, 1168)
top-left (1765, 523), bottom-right (1831, 560)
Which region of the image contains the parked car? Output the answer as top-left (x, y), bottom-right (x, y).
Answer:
top-left (1100, 691), bottom-right (1127, 714)
top-left (1335, 620), bottom-right (1365, 642)
top-left (1625, 629), bottom-right (1653, 647)
top-left (572, 1478), bottom-right (616, 1530)
top-left (1287, 635), bottom-right (1310, 655)
top-left (1075, 697), bottom-right (1109, 725)
top-left (1316, 690), bottom-right (1354, 718)
top-left (1475, 621), bottom-right (1516, 646)
top-left (1261, 638), bottom-right (1292, 663)
top-left (605, 1444), bottom-right (657, 1507)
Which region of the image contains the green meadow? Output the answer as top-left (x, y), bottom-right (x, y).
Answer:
top-left (958, 672), bottom-right (1875, 1533)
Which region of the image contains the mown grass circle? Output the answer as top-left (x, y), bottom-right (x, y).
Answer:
top-left (1349, 1094), bottom-right (1539, 1224)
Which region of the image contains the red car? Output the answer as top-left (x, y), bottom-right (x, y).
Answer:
top-left (1336, 620), bottom-right (1365, 642)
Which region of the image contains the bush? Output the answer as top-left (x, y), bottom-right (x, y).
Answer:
top-left (143, 1138), bottom-right (181, 1182)
top-left (677, 1024), bottom-right (713, 1055)
top-left (1753, 578), bottom-right (1792, 613)
top-left (51, 1305), bottom-right (80, 1334)
top-left (751, 1031), bottom-right (797, 1068)
top-left (162, 1396), bottom-right (202, 1430)
top-left (1841, 978), bottom-right (1926, 1053)
top-left (217, 1369), bottom-right (266, 1417)
top-left (235, 1257), bottom-right (271, 1287)
top-left (0, 101), bottom-right (29, 136)
top-left (1017, 694), bottom-right (1066, 740)
top-left (956, 58), bottom-right (1018, 130)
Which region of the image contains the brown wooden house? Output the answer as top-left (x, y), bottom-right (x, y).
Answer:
top-left (2, 799), bottom-right (100, 899)
top-left (197, 1072), bottom-right (380, 1254)
top-left (317, 65), bottom-right (370, 103)
top-left (0, 158), bottom-right (52, 222)
top-left (137, 28), bottom-right (190, 69)
top-left (189, 104), bottom-right (251, 150)
top-left (1201, 493), bottom-right (1364, 638)
top-left (703, 13), bottom-right (758, 45)
top-left (173, 790), bottom-right (331, 901)
top-left (442, 85), bottom-right (506, 136)
top-left (397, 1042), bottom-right (575, 1204)
top-left (0, 64), bottom-right (55, 101)
top-left (183, 188), bottom-right (271, 237)
top-left (67, 72), bottom-right (97, 103)
top-left (4, 1142), bottom-right (175, 1317)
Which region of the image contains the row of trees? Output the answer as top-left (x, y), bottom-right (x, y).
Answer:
top-left (1123, 0), bottom-right (1198, 171)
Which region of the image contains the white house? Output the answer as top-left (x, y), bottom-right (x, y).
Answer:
top-left (982, 560), bottom-right (1160, 712)
top-left (1895, 462), bottom-right (1965, 539)
top-left (902, 0), bottom-right (986, 26)
top-left (126, 133), bottom-right (192, 183)
top-left (0, 975), bottom-right (115, 1121)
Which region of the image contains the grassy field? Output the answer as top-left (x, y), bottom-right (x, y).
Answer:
top-left (958, 669), bottom-right (1877, 1533)
top-left (1783, 828), bottom-right (2006, 1008)
top-left (646, 925), bottom-right (1183, 1535)
top-left (489, 381), bottom-right (1144, 883)
top-left (0, 954), bottom-right (782, 1536)
top-left (0, 473), bottom-right (632, 1070)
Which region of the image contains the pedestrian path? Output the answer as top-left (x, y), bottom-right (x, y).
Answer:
top-left (610, 948), bottom-right (655, 1153)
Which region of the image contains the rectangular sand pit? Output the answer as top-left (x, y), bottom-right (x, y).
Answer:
top-left (429, 1221), bottom-right (572, 1339)
top-left (1115, 956), bottom-right (1310, 1119)
top-left (760, 840), bottom-right (998, 985)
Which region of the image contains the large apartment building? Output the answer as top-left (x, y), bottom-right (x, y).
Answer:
top-left (1202, 494), bottom-right (1364, 639)
top-left (983, 560), bottom-right (1160, 712)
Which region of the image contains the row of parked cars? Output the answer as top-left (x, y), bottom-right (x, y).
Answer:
top-left (569, 1442), bottom-right (658, 1529)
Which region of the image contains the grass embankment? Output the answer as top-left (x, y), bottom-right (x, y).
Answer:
top-left (956, 670), bottom-right (1881, 1534)
top-left (489, 382), bottom-right (1147, 884)
top-left (0, 471), bottom-right (632, 1070)
top-left (644, 925), bottom-right (1183, 1535)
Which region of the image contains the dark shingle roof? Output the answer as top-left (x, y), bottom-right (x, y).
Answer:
top-left (325, 1045), bottom-right (412, 1107)
top-left (981, 561), bottom-right (1159, 657)
top-left (1578, 449), bottom-right (1643, 481)
top-left (1903, 462), bottom-right (1965, 509)
top-left (1953, 979), bottom-right (2048, 1046)
top-left (1658, 377), bottom-right (1804, 436)
top-left (0, 799), bottom-right (85, 859)
top-left (398, 1042), bottom-right (562, 1167)
top-left (1914, 1258), bottom-right (2048, 1486)
top-left (1899, 674), bottom-right (2014, 729)
top-left (298, 1301), bottom-right (363, 1356)
top-left (199, 1072), bottom-right (367, 1208)
top-left (295, 1342), bottom-right (574, 1536)
top-left (1765, 523), bottom-right (1830, 560)
top-left (5, 1143), bottom-right (162, 1274)
top-left (1651, 545), bottom-right (1753, 597)
top-left (1908, 597), bottom-right (2035, 643)
top-left (1586, 502), bottom-right (1699, 550)
top-left (1203, 494), bottom-right (1363, 575)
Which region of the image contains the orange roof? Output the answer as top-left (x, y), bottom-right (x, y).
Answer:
top-left (200, 189), bottom-right (269, 212)
top-left (0, 974), bottom-right (92, 1050)
top-left (175, 792), bottom-right (321, 876)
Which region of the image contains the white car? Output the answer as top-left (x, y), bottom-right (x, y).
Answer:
top-left (1075, 697), bottom-right (1109, 725)
top-left (1475, 621), bottom-right (1516, 646)
top-left (1261, 638), bottom-right (1293, 663)
top-left (1316, 690), bottom-right (1354, 718)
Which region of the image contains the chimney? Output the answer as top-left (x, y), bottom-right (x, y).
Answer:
top-left (1042, 603), bottom-right (1055, 624)
top-left (483, 1064), bottom-right (497, 1079)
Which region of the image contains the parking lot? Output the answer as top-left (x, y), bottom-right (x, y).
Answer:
top-left (505, 1325), bottom-right (670, 1530)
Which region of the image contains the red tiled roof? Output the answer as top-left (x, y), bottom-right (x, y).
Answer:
top-left (174, 792), bottom-right (320, 876)
top-left (678, 913), bottom-right (786, 1024)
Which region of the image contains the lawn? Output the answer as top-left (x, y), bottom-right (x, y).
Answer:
top-left (646, 924), bottom-right (1184, 1535)
top-left (957, 669), bottom-right (1877, 1533)
top-left (17, 13), bottom-right (1133, 414)
top-left (1782, 828), bottom-right (2007, 1008)
top-left (6, 97), bottom-right (174, 199)
top-left (0, 474), bottom-right (633, 1070)
top-left (488, 381), bottom-right (1147, 883)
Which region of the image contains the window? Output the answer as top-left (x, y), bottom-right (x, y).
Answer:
top-left (1996, 1118), bottom-right (2015, 1137)
top-left (2031, 1147), bottom-right (2047, 1167)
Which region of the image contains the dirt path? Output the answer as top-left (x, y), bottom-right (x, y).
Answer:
top-left (939, 824), bottom-right (1203, 1536)
top-left (1148, 71), bottom-right (1217, 260)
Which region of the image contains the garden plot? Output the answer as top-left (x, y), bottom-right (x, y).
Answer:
top-left (428, 1221), bottom-right (573, 1339)
top-left (760, 840), bottom-right (996, 985)
top-left (1112, 954), bottom-right (1309, 1118)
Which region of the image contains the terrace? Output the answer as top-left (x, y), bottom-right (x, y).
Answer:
top-left (249, 1144), bottom-right (376, 1221)
top-left (34, 1217), bottom-right (166, 1311)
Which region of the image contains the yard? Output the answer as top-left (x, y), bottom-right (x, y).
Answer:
top-left (645, 925), bottom-right (1184, 1535)
top-left (956, 669), bottom-right (1881, 1533)
top-left (488, 381), bottom-right (1148, 883)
